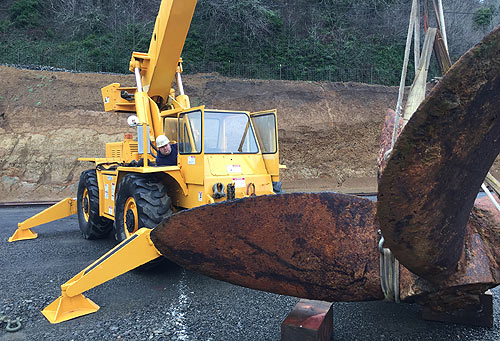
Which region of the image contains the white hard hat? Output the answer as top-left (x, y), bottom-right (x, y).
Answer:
top-left (156, 135), bottom-right (170, 148)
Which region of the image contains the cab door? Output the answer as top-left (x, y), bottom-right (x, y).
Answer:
top-left (250, 110), bottom-right (280, 180)
top-left (178, 106), bottom-right (204, 185)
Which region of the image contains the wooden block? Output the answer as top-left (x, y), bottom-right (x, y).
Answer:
top-left (281, 299), bottom-right (333, 341)
top-left (421, 290), bottom-right (493, 328)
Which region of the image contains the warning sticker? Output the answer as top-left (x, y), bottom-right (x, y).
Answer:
top-left (107, 176), bottom-right (113, 181)
top-left (104, 184), bottom-right (109, 200)
top-left (108, 207), bottom-right (113, 215)
top-left (198, 191), bottom-right (203, 201)
top-left (104, 97), bottom-right (110, 104)
top-left (227, 165), bottom-right (242, 174)
top-left (111, 183), bottom-right (115, 201)
top-left (188, 156), bottom-right (196, 165)
top-left (233, 177), bottom-right (246, 188)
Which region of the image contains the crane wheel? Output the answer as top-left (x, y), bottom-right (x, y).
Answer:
top-left (77, 169), bottom-right (113, 239)
top-left (114, 174), bottom-right (172, 242)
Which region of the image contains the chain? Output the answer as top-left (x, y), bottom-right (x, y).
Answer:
top-left (0, 315), bottom-right (22, 333)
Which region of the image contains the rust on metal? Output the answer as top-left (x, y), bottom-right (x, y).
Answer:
top-left (151, 192), bottom-right (384, 302)
top-left (399, 196), bottom-right (500, 312)
top-left (147, 27), bottom-right (500, 312)
top-left (377, 109), bottom-right (403, 180)
top-left (149, 193), bottom-right (500, 308)
top-left (421, 291), bottom-right (494, 328)
top-left (377, 25), bottom-right (500, 281)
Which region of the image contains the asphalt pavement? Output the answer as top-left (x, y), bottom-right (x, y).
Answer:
top-left (0, 206), bottom-right (499, 340)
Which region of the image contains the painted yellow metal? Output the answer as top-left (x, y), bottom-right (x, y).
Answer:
top-left (173, 184), bottom-right (203, 207)
top-left (148, 96), bottom-right (164, 139)
top-left (130, 0), bottom-right (197, 101)
top-left (180, 106), bottom-right (204, 153)
top-left (82, 188), bottom-right (89, 222)
top-left (42, 228), bottom-right (162, 323)
top-left (160, 107), bottom-right (184, 118)
top-left (8, 198), bottom-right (77, 242)
top-left (206, 155), bottom-right (269, 177)
top-left (179, 154), bottom-right (204, 185)
top-left (78, 157), bottom-right (121, 163)
top-left (175, 94), bottom-right (191, 109)
top-left (105, 138), bottom-right (139, 162)
top-left (42, 292), bottom-right (99, 324)
top-left (89, 0), bottom-right (281, 216)
top-left (251, 109), bottom-right (281, 180)
top-left (134, 92), bottom-right (152, 126)
top-left (116, 167), bottom-right (188, 196)
top-left (95, 167), bottom-right (106, 219)
top-left (133, 91), bottom-right (156, 167)
top-left (7, 228), bottom-right (38, 242)
top-left (101, 83), bottom-right (137, 112)
top-left (172, 177), bottom-right (274, 208)
top-left (172, 158), bottom-right (274, 208)
top-left (98, 170), bottom-right (118, 219)
top-left (20, 0), bottom-right (285, 323)
top-left (89, 0), bottom-right (281, 215)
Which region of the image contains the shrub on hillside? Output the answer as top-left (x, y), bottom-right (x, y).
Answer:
top-left (9, 0), bottom-right (42, 28)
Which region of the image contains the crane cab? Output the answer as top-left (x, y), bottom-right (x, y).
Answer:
top-left (160, 107), bottom-right (281, 208)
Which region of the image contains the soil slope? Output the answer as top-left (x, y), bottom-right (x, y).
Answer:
top-left (0, 65), bottom-right (402, 201)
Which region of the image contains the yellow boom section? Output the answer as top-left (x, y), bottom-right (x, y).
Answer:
top-left (131, 0), bottom-right (197, 101)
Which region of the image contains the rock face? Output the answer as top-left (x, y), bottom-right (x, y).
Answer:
top-left (0, 66), bottom-right (401, 202)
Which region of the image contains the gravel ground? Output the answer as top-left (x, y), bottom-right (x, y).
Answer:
top-left (1, 206), bottom-right (499, 340)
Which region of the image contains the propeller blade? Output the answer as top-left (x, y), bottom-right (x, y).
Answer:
top-left (151, 192), bottom-right (384, 302)
top-left (378, 25), bottom-right (500, 281)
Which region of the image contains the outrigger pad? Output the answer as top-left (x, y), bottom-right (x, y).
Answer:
top-left (42, 293), bottom-right (99, 324)
top-left (8, 228), bottom-right (37, 242)
top-left (151, 192), bottom-right (384, 302)
top-left (378, 25), bottom-right (500, 281)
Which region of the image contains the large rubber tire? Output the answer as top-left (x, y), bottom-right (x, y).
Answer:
top-left (114, 174), bottom-right (172, 242)
top-left (77, 169), bottom-right (113, 239)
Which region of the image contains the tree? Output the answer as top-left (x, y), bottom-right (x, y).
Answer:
top-left (473, 6), bottom-right (496, 31)
top-left (9, 0), bottom-right (43, 28)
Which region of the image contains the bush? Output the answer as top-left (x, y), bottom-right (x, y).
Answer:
top-left (9, 0), bottom-right (43, 28)
top-left (0, 20), bottom-right (9, 34)
top-left (473, 7), bottom-right (496, 31)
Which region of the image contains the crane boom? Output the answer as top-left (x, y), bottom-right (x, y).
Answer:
top-left (130, 0), bottom-right (197, 102)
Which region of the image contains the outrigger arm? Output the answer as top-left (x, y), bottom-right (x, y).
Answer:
top-left (42, 228), bottom-right (162, 324)
top-left (8, 198), bottom-right (77, 242)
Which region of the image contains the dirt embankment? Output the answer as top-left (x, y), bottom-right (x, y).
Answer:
top-left (0, 66), bottom-right (398, 201)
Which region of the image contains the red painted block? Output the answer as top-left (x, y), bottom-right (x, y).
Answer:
top-left (281, 299), bottom-right (333, 341)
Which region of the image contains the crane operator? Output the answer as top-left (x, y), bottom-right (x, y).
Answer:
top-left (155, 135), bottom-right (178, 166)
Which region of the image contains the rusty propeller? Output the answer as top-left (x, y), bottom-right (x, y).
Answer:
top-left (149, 26), bottom-right (500, 306)
top-left (378, 24), bottom-right (500, 282)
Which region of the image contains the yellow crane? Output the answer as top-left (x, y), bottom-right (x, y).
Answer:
top-left (9, 0), bottom-right (284, 323)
